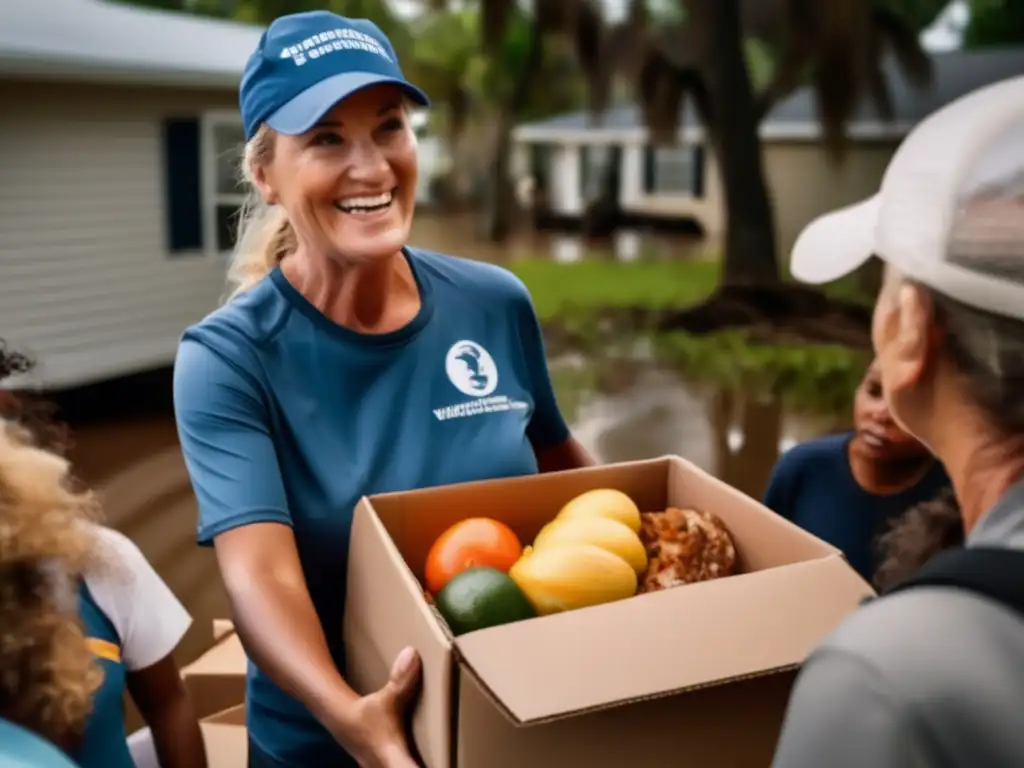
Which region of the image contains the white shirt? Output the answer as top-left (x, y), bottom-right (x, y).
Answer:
top-left (83, 526), bottom-right (192, 671)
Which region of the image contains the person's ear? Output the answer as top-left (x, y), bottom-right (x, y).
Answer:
top-left (887, 283), bottom-right (935, 392)
top-left (251, 162), bottom-right (279, 206)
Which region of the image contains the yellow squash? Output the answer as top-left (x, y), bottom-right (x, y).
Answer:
top-left (534, 516), bottom-right (648, 574)
top-left (555, 488), bottom-right (642, 533)
top-left (509, 543), bottom-right (638, 616)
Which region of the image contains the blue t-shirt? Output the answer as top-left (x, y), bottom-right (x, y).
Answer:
top-left (173, 248), bottom-right (570, 766)
top-left (73, 583), bottom-right (133, 768)
top-left (762, 432), bottom-right (950, 581)
top-left (0, 719), bottom-right (80, 768)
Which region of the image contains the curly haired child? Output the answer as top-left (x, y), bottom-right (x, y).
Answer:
top-left (0, 343), bottom-right (207, 768)
top-left (0, 344), bottom-right (104, 752)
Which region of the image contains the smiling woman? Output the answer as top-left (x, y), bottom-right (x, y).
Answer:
top-left (171, 10), bottom-right (592, 768)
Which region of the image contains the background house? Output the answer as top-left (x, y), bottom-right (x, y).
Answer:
top-left (0, 0), bottom-right (442, 391)
top-left (0, 0), bottom-right (263, 390)
top-left (513, 47), bottom-right (1024, 256)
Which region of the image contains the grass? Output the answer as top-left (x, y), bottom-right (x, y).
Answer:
top-left (653, 331), bottom-right (871, 415)
top-left (506, 256), bottom-right (872, 323)
top-left (506, 256), bottom-right (873, 415)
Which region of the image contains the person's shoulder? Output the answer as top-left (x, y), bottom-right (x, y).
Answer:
top-left (0, 718), bottom-right (79, 767)
top-left (181, 276), bottom-right (289, 355)
top-left (409, 247), bottom-right (531, 303)
top-left (89, 525), bottom-right (147, 568)
top-left (177, 277), bottom-right (288, 380)
top-left (817, 584), bottom-right (1022, 699)
top-left (781, 432), bottom-right (851, 468)
top-left (773, 432), bottom-right (851, 476)
top-left (85, 526), bottom-right (159, 590)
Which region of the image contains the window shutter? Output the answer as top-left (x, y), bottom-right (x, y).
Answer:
top-left (643, 146), bottom-right (655, 193)
top-left (162, 118), bottom-right (203, 253)
top-left (692, 144), bottom-right (706, 198)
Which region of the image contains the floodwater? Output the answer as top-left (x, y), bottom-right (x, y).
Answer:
top-left (52, 219), bottom-right (846, 678)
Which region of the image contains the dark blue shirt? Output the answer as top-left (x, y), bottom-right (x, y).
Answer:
top-left (173, 248), bottom-right (569, 766)
top-left (763, 432), bottom-right (950, 582)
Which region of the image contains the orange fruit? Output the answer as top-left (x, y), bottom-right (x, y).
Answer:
top-left (425, 518), bottom-right (523, 595)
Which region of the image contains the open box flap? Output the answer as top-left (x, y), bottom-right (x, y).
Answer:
top-left (180, 632), bottom-right (246, 677)
top-left (452, 555), bottom-right (873, 725)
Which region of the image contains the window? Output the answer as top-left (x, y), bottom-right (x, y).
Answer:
top-left (643, 144), bottom-right (705, 197)
top-left (204, 115), bottom-right (248, 255)
top-left (163, 119), bottom-right (203, 253)
top-left (161, 112), bottom-right (247, 257)
top-left (580, 144), bottom-right (614, 203)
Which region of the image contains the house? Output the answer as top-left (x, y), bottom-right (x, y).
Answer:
top-left (512, 47), bottom-right (1024, 254)
top-left (0, 0), bottom-right (264, 390)
top-left (0, 0), bottom-right (441, 391)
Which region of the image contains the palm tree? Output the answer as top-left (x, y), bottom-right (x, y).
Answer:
top-left (473, 0), bottom-right (946, 288)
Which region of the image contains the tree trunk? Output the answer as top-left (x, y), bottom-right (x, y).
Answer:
top-left (481, 21), bottom-right (544, 242)
top-left (480, 114), bottom-right (517, 242)
top-left (700, 0), bottom-right (780, 287)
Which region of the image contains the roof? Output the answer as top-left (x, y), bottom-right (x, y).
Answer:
top-left (514, 47), bottom-right (1024, 143)
top-left (0, 0), bottom-right (264, 89)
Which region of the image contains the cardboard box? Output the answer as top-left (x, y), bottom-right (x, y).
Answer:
top-left (201, 705), bottom-right (247, 768)
top-left (344, 456), bottom-right (873, 768)
top-left (181, 625), bottom-right (248, 719)
top-left (213, 619), bottom-right (236, 641)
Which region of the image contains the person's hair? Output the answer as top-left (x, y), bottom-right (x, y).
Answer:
top-left (874, 487), bottom-right (964, 593)
top-left (225, 124), bottom-right (297, 301)
top-left (916, 169), bottom-right (1024, 433)
top-left (0, 345), bottom-right (68, 456)
top-left (0, 344), bottom-right (103, 746)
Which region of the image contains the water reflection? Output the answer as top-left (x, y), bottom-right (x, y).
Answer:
top-left (408, 212), bottom-right (712, 264)
top-left (556, 360), bottom-right (848, 500)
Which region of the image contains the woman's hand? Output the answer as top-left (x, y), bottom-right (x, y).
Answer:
top-left (334, 646), bottom-right (422, 768)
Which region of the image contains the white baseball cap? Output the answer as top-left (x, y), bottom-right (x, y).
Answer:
top-left (789, 74), bottom-right (1024, 321)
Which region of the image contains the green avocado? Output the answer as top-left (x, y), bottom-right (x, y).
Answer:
top-left (434, 566), bottom-right (536, 636)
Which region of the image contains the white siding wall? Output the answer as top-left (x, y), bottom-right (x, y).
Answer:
top-left (0, 80), bottom-right (239, 390)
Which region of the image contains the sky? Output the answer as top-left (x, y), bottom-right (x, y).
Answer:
top-left (390, 0), bottom-right (970, 52)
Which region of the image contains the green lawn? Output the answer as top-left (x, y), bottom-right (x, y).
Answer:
top-left (505, 257), bottom-right (872, 322)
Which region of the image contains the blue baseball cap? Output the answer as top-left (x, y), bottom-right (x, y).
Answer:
top-left (239, 11), bottom-right (429, 140)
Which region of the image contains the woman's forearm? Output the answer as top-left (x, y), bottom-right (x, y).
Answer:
top-left (224, 565), bottom-right (358, 733)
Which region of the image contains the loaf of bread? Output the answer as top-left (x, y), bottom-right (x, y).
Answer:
top-left (637, 507), bottom-right (738, 593)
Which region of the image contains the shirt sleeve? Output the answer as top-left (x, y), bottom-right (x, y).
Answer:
top-left (772, 648), bottom-right (933, 768)
top-left (173, 338), bottom-right (292, 545)
top-left (84, 527), bottom-right (192, 672)
top-left (513, 286), bottom-right (570, 451)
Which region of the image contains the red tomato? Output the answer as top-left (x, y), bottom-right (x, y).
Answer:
top-left (424, 518), bottom-right (523, 595)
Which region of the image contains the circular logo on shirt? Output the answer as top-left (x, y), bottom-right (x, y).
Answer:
top-left (445, 340), bottom-right (498, 397)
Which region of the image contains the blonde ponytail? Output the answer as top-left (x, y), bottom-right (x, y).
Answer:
top-left (225, 125), bottom-right (296, 301)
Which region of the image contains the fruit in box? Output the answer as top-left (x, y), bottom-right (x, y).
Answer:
top-left (533, 516), bottom-right (648, 574)
top-left (509, 543), bottom-right (638, 615)
top-left (434, 567), bottom-right (536, 636)
top-left (425, 518), bottom-right (523, 594)
top-left (555, 488), bottom-right (641, 533)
